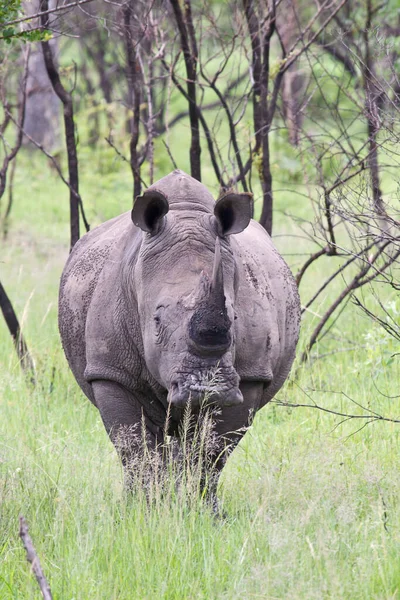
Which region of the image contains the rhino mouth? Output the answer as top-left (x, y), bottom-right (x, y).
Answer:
top-left (167, 366), bottom-right (243, 408)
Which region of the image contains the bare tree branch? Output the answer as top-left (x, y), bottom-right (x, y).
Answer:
top-left (2, 0), bottom-right (95, 28)
top-left (5, 110), bottom-right (90, 233)
top-left (296, 247), bottom-right (327, 286)
top-left (0, 281), bottom-right (35, 378)
top-left (300, 240), bottom-right (400, 363)
top-left (0, 47), bottom-right (30, 201)
top-left (19, 516), bottom-right (53, 600)
top-left (273, 398), bottom-right (400, 425)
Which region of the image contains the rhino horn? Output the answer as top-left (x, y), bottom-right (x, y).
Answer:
top-left (188, 238), bottom-right (231, 353)
top-left (209, 237), bottom-right (225, 310)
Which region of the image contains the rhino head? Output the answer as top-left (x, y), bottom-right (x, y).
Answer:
top-left (131, 171), bottom-right (253, 410)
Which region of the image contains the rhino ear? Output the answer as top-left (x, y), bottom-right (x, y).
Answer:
top-left (132, 189), bottom-right (169, 234)
top-left (214, 192), bottom-right (253, 236)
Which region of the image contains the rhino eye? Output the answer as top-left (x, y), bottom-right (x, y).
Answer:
top-left (156, 303), bottom-right (169, 310)
top-left (154, 303), bottom-right (169, 328)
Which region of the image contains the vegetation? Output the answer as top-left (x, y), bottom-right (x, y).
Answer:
top-left (0, 0), bottom-right (399, 598)
top-left (0, 0), bottom-right (51, 42)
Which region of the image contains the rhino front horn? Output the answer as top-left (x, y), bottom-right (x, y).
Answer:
top-left (189, 237), bottom-right (231, 353)
top-left (210, 237), bottom-right (225, 310)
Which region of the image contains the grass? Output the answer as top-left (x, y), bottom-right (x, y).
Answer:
top-left (1, 116), bottom-right (400, 599)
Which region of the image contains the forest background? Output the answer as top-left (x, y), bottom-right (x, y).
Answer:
top-left (0, 1), bottom-right (400, 598)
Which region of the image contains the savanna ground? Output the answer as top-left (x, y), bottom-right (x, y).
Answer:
top-left (1, 82), bottom-right (400, 599)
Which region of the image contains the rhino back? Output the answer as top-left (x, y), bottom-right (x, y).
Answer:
top-left (58, 212), bottom-right (136, 402)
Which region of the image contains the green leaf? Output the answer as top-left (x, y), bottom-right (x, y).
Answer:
top-left (2, 27), bottom-right (15, 39)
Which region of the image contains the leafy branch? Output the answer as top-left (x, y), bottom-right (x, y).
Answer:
top-left (0, 0), bottom-right (50, 43)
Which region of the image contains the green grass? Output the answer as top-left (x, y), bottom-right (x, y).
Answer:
top-left (1, 119), bottom-right (400, 599)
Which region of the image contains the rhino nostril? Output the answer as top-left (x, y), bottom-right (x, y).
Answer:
top-left (196, 328), bottom-right (230, 346)
top-left (189, 332), bottom-right (231, 357)
top-left (189, 300), bottom-right (232, 351)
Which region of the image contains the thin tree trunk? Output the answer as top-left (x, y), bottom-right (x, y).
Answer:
top-left (123, 1), bottom-right (142, 200)
top-left (363, 0), bottom-right (385, 217)
top-left (0, 281), bottom-right (35, 377)
top-left (170, 0), bottom-right (201, 181)
top-left (243, 0), bottom-right (276, 235)
top-left (2, 157), bottom-right (17, 238)
top-left (278, 0), bottom-right (305, 147)
top-left (259, 132), bottom-right (274, 235)
top-left (40, 0), bottom-right (80, 250)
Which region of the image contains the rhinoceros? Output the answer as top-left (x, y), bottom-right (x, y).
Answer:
top-left (59, 170), bottom-right (300, 488)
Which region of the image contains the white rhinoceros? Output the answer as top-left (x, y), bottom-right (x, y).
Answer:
top-left (59, 170), bottom-right (300, 484)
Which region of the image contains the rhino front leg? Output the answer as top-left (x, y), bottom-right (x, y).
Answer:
top-left (91, 380), bottom-right (163, 488)
top-left (201, 381), bottom-right (265, 510)
top-left (213, 381), bottom-right (264, 464)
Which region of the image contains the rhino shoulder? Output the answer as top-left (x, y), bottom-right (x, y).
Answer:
top-left (232, 220), bottom-right (301, 387)
top-left (58, 212), bottom-right (139, 401)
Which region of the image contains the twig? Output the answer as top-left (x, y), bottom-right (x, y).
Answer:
top-left (201, 67), bottom-right (248, 192)
top-left (352, 295), bottom-right (400, 342)
top-left (5, 112), bottom-right (90, 234)
top-left (2, 154), bottom-right (17, 237)
top-left (300, 240), bottom-right (399, 362)
top-left (316, 39), bottom-right (356, 77)
top-left (296, 247), bottom-right (327, 286)
top-left (161, 57), bottom-right (225, 188)
top-left (105, 136), bottom-right (148, 189)
top-left (281, 0), bottom-right (349, 75)
top-left (2, 0), bottom-right (95, 28)
top-left (0, 47), bottom-right (30, 200)
top-left (19, 516), bottom-right (53, 600)
top-left (162, 139), bottom-right (178, 170)
top-left (105, 136), bottom-right (129, 164)
top-left (301, 239), bottom-right (377, 313)
top-left (155, 72), bottom-right (248, 136)
top-left (378, 487), bottom-right (390, 533)
top-left (273, 399), bottom-right (400, 424)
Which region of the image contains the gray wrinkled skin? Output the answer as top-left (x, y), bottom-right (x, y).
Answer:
top-left (59, 170), bottom-right (301, 484)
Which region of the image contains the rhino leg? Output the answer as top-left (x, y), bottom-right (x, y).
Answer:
top-left (213, 381), bottom-right (264, 461)
top-left (196, 381), bottom-right (265, 508)
top-left (91, 380), bottom-right (164, 488)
